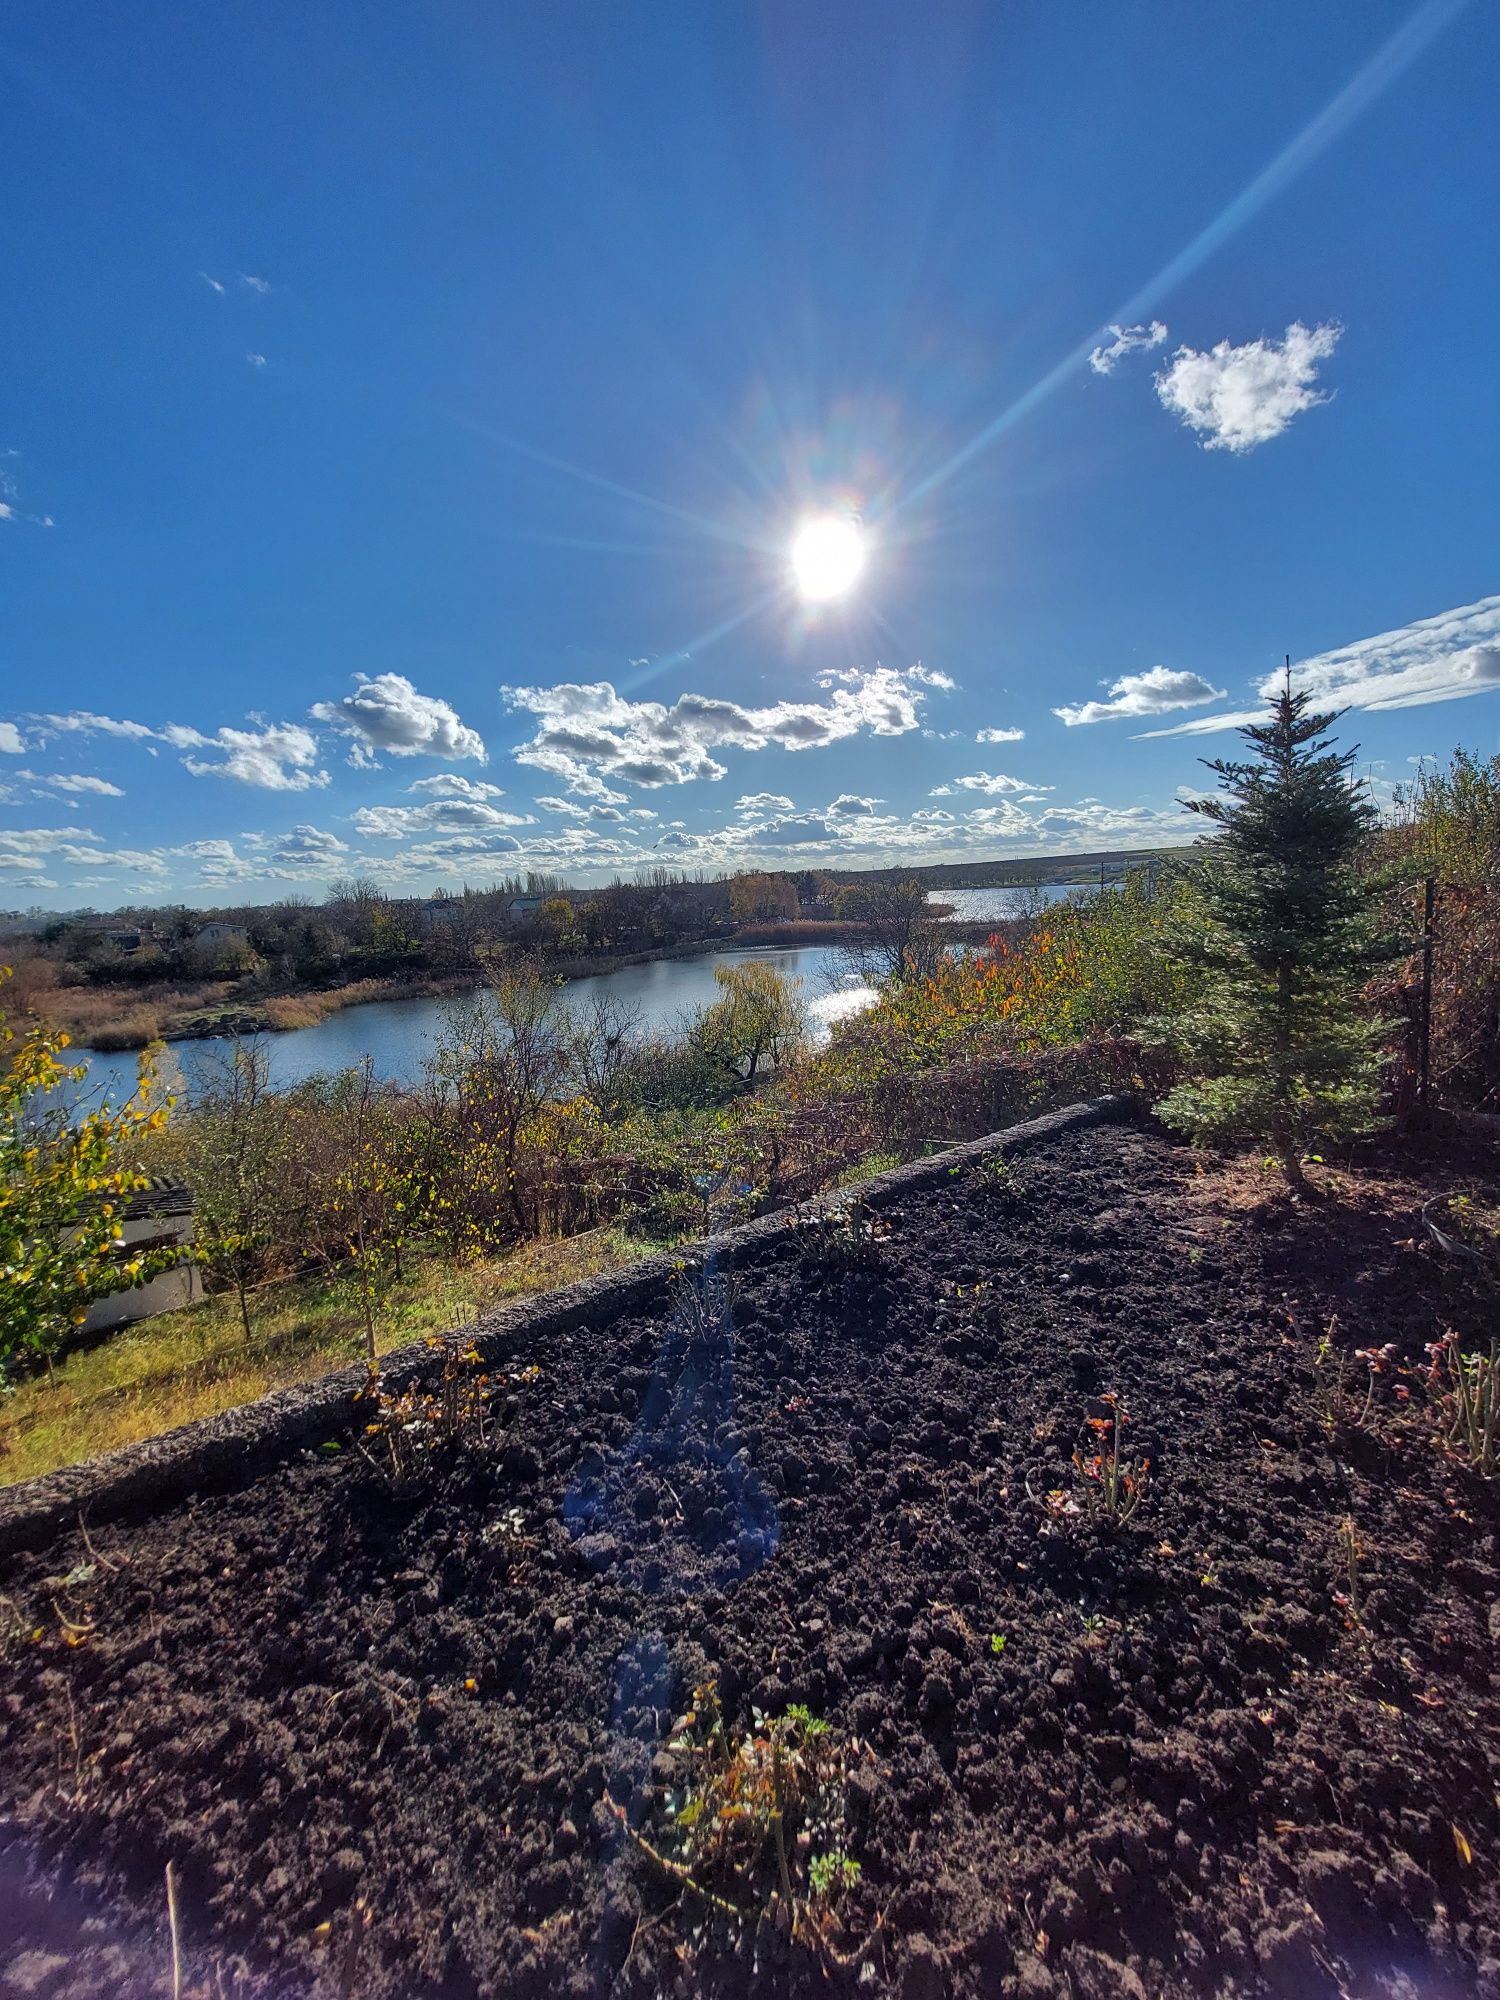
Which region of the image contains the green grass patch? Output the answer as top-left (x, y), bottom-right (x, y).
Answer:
top-left (0, 1228), bottom-right (653, 1488)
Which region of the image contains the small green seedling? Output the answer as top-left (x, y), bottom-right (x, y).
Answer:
top-left (809, 1852), bottom-right (861, 1898)
top-left (990, 1632), bottom-right (1008, 1654)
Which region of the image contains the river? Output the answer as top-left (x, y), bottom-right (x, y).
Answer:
top-left (73, 885), bottom-right (1105, 1107)
top-left (75, 944), bottom-right (876, 1106)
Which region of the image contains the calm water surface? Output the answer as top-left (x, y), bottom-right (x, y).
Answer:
top-left (76, 945), bottom-right (875, 1106)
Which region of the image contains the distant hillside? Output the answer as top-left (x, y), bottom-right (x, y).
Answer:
top-left (823, 846), bottom-right (1193, 891)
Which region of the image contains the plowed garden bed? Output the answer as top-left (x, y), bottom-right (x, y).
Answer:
top-left (2, 1120), bottom-right (1497, 2000)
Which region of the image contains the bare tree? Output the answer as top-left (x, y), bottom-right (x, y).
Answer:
top-left (834, 878), bottom-right (949, 984)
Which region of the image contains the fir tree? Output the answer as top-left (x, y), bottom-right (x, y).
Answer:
top-left (1155, 670), bottom-right (1395, 1185)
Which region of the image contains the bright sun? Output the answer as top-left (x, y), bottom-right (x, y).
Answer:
top-left (789, 513), bottom-right (866, 602)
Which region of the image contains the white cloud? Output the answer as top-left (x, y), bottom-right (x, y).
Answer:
top-left (0, 453), bottom-right (53, 530)
top-left (353, 799), bottom-right (533, 838)
top-left (0, 723), bottom-right (22, 754)
top-left (270, 825), bottom-right (350, 865)
top-left (407, 773), bottom-right (508, 801)
top-left (929, 771), bottom-right (1042, 797)
top-left (1089, 320), bottom-right (1168, 375)
top-left (976, 726), bottom-right (1024, 744)
top-left (39, 773), bottom-right (125, 796)
top-left (178, 721), bottom-right (330, 791)
top-left (1054, 665), bottom-right (1227, 726)
top-left (503, 664), bottom-right (940, 793)
top-left (743, 815), bottom-right (833, 847)
top-left (0, 827), bottom-right (100, 860)
top-left (1155, 321), bottom-right (1341, 453)
top-left (825, 794), bottom-right (882, 818)
top-left (1141, 593), bottom-right (1500, 738)
top-left (199, 272), bottom-right (225, 295)
top-left (735, 792), bottom-right (795, 814)
top-left (310, 673), bottom-right (487, 767)
top-left (34, 710), bottom-right (156, 742)
top-left (246, 353), bottom-right (268, 369)
top-left (240, 273), bottom-right (273, 294)
top-left (413, 833), bottom-right (525, 859)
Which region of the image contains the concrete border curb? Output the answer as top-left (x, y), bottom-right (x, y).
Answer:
top-left (0, 1095), bottom-right (1133, 1556)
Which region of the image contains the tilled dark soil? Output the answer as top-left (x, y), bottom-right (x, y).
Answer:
top-left (2, 1122), bottom-right (1498, 2000)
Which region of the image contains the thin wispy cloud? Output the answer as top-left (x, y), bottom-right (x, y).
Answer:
top-left (239, 273), bottom-right (273, 294)
top-left (33, 711), bottom-right (157, 742)
top-left (0, 451), bottom-right (55, 529)
top-left (199, 272), bottom-right (225, 295)
top-left (1155, 322), bottom-right (1341, 453)
top-left (1055, 665), bottom-right (1226, 726)
top-left (976, 726), bottom-right (1025, 743)
top-left (246, 352), bottom-right (268, 369)
top-left (1140, 595), bottom-right (1500, 738)
top-left (40, 773), bottom-right (125, 796)
top-left (1089, 320), bottom-right (1167, 375)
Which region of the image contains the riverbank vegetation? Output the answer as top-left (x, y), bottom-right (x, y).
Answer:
top-left (3, 729), bottom-right (1497, 1481)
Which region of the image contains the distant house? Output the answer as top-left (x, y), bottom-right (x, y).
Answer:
top-left (78, 1180), bottom-right (201, 1336)
top-left (195, 921), bottom-right (249, 947)
top-left (418, 898), bottom-right (461, 930)
top-left (506, 894), bottom-right (550, 924)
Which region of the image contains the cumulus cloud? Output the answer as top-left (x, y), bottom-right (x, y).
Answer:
top-left (0, 723), bottom-right (22, 754)
top-left (502, 664), bottom-right (941, 793)
top-left (353, 799), bottom-right (533, 838)
top-left (407, 773), bottom-right (507, 800)
top-left (310, 673), bottom-right (486, 767)
top-left (0, 827), bottom-right (102, 861)
top-left (825, 794), bottom-right (882, 818)
top-left (270, 825), bottom-right (350, 865)
top-left (929, 771), bottom-right (1042, 797)
top-left (1155, 321), bottom-right (1341, 453)
top-left (736, 793), bottom-right (795, 814)
top-left (743, 815), bottom-right (833, 847)
top-left (976, 726), bottom-right (1024, 744)
top-left (176, 721), bottom-right (330, 792)
top-left (31, 709), bottom-right (330, 789)
top-left (1054, 665), bottom-right (1227, 726)
top-left (1141, 594), bottom-right (1500, 739)
top-left (414, 833), bottom-right (524, 859)
top-left (1089, 320), bottom-right (1168, 375)
top-left (39, 773), bottom-right (125, 796)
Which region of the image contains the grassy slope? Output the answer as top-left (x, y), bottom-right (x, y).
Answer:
top-left (0, 1230), bottom-right (653, 1488)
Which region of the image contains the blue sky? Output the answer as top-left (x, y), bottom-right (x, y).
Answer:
top-left (2, 0), bottom-right (1497, 908)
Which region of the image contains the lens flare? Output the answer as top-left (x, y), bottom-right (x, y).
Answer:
top-left (789, 513), bottom-right (866, 602)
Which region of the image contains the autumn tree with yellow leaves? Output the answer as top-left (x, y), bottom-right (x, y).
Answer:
top-left (1, 969), bottom-right (176, 1380)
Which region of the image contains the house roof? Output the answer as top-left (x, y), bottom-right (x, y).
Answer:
top-left (121, 1178), bottom-right (195, 1221)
